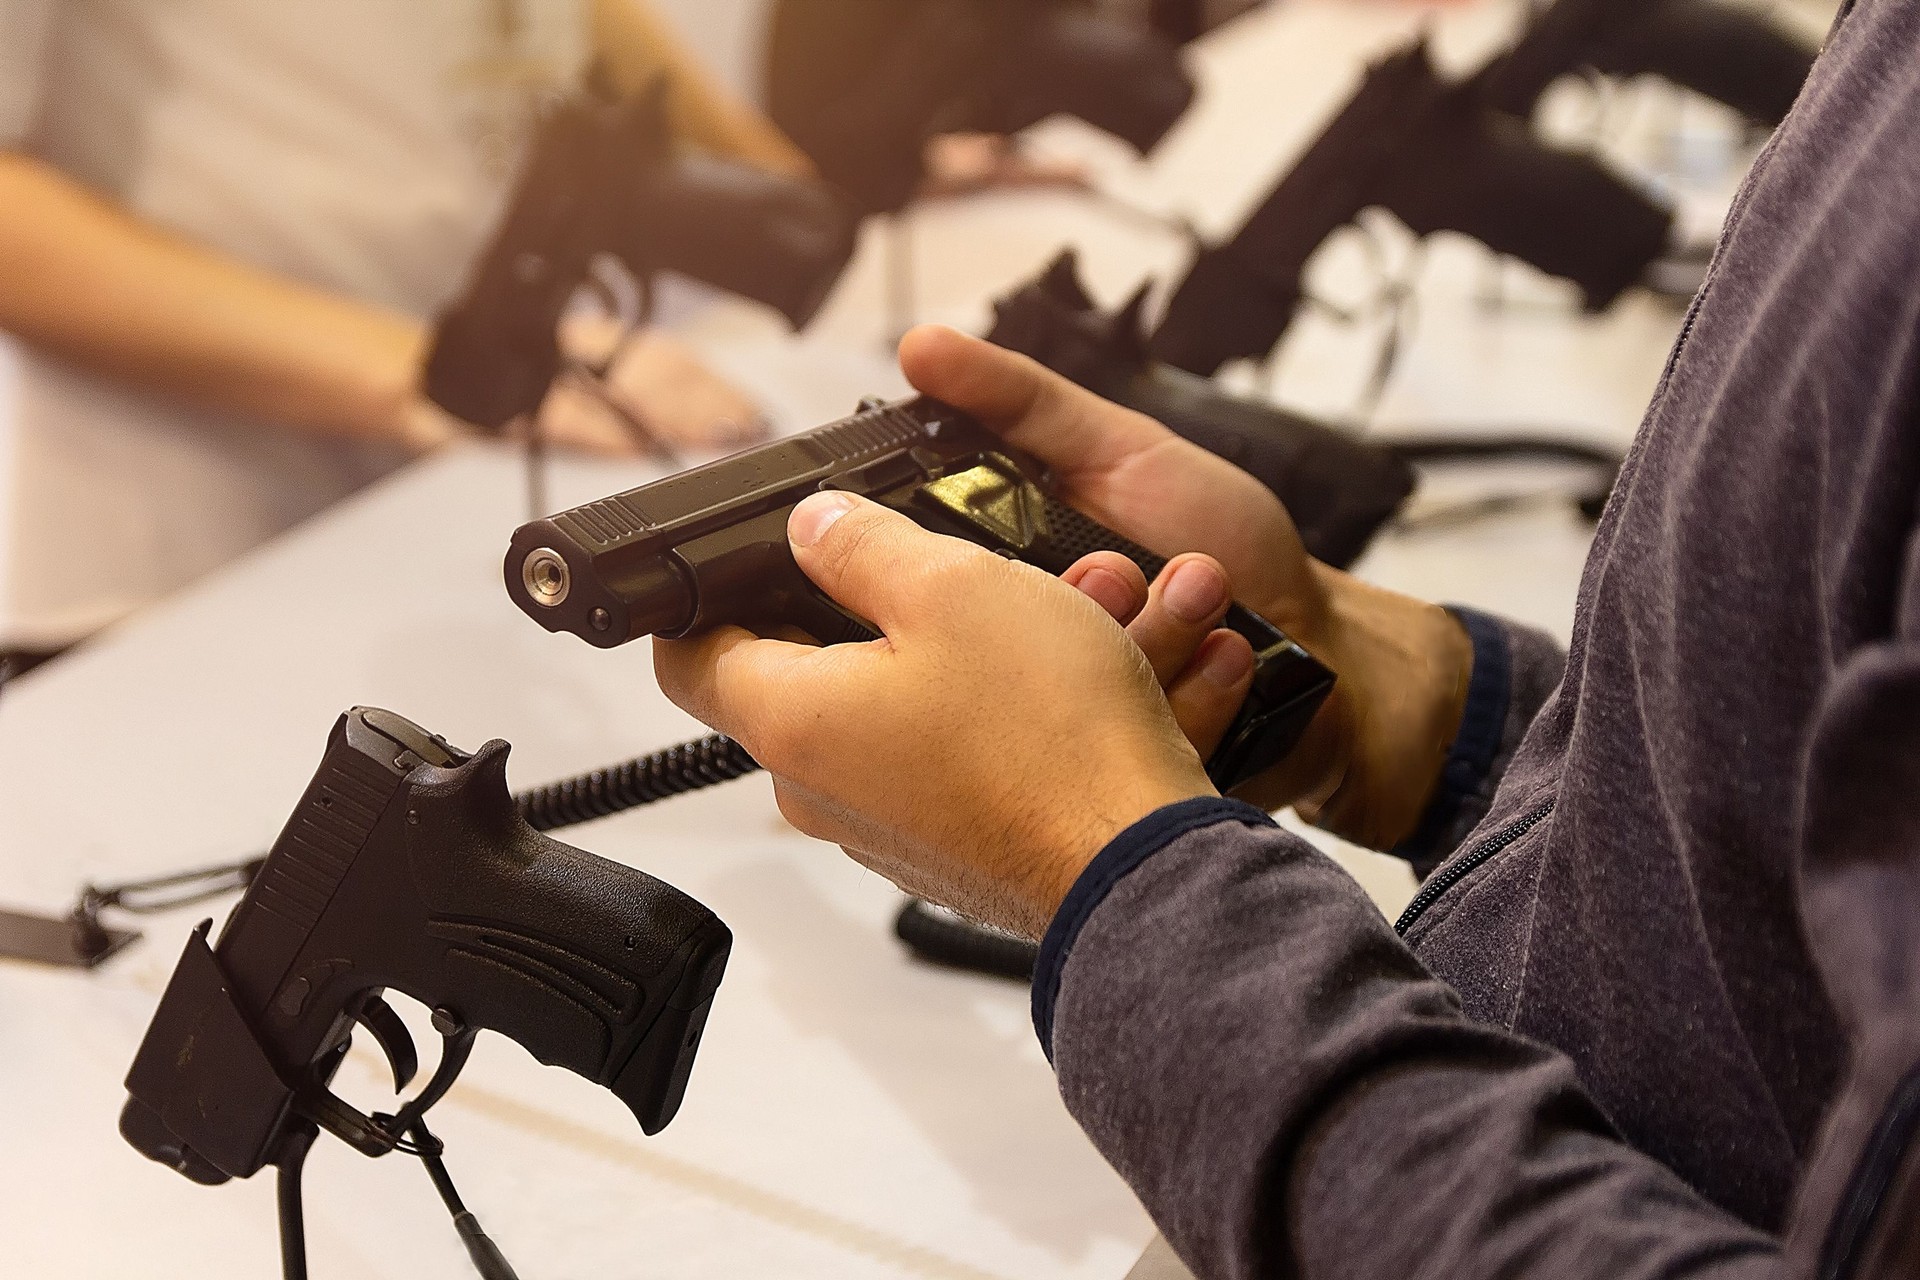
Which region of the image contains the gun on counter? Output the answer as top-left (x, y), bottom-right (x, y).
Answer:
top-left (122, 707), bottom-right (732, 1280)
top-left (987, 251), bottom-right (1415, 570)
top-left (1479, 0), bottom-right (1818, 129)
top-left (1150, 38), bottom-right (1674, 378)
top-left (424, 77), bottom-right (858, 435)
top-left (765, 0), bottom-right (1195, 215)
top-left (504, 395), bottom-right (1334, 795)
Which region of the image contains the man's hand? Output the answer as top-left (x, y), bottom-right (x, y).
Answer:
top-left (900, 325), bottom-right (1473, 851)
top-left (1061, 549), bottom-right (1258, 761)
top-left (654, 492), bottom-right (1216, 939)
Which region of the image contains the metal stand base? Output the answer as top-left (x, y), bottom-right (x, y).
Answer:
top-left (0, 905), bottom-right (138, 968)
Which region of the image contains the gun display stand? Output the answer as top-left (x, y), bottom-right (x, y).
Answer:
top-left (127, 921), bottom-right (515, 1280)
top-left (0, 905), bottom-right (138, 968)
top-left (0, 853), bottom-right (260, 969)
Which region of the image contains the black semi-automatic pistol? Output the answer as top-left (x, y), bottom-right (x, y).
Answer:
top-left (1151, 39), bottom-right (1674, 377)
top-left (425, 78), bottom-right (856, 433)
top-left (122, 707), bottom-right (731, 1192)
top-left (504, 397), bottom-right (1335, 792)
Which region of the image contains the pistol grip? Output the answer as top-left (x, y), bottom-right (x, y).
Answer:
top-left (406, 743), bottom-right (731, 1134)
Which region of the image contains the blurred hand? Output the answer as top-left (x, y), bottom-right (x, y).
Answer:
top-left (655, 492), bottom-right (1214, 939)
top-left (544, 317), bottom-right (770, 455)
top-left (920, 133), bottom-right (1092, 199)
top-left (900, 326), bottom-right (1473, 850)
top-left (603, 329), bottom-right (769, 451)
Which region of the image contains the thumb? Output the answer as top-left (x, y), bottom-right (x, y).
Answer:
top-left (788, 491), bottom-right (984, 636)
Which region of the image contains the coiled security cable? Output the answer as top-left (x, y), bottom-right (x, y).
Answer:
top-left (514, 733), bottom-right (762, 832)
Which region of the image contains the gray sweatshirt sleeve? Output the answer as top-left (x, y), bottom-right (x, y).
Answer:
top-left (1393, 608), bottom-right (1567, 877)
top-left (1039, 800), bottom-right (1780, 1280)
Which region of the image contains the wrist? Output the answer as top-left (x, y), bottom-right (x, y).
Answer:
top-left (1019, 765), bottom-right (1215, 939)
top-left (1242, 563), bottom-right (1472, 849)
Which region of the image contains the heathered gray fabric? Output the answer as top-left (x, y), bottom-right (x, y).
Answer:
top-left (1048, 4), bottom-right (1920, 1276)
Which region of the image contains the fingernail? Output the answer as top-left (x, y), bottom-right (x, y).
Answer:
top-left (1163, 560), bottom-right (1228, 623)
top-left (1077, 566), bottom-right (1139, 620)
top-left (790, 491), bottom-right (857, 547)
top-left (1202, 637), bottom-right (1254, 688)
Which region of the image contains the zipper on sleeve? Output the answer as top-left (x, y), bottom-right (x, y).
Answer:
top-left (1395, 800), bottom-right (1555, 936)
top-left (1818, 1061), bottom-right (1920, 1280)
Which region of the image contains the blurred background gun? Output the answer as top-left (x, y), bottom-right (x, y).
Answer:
top-left (987, 251), bottom-right (1415, 569)
top-left (764, 0), bottom-right (1196, 216)
top-left (423, 77), bottom-right (858, 437)
top-left (1480, 0), bottom-right (1819, 128)
top-left (1141, 0), bottom-right (1270, 46)
top-left (1151, 39), bottom-right (1673, 379)
top-left (121, 707), bottom-right (731, 1280)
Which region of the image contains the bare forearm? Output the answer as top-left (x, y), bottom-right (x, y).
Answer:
top-left (592, 0), bottom-right (816, 179)
top-left (0, 151), bottom-right (449, 447)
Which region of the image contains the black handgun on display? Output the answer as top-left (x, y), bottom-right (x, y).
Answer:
top-left (988, 251), bottom-right (1415, 569)
top-left (504, 397), bottom-right (1334, 793)
top-left (767, 0), bottom-right (1195, 215)
top-left (121, 708), bottom-right (730, 1270)
top-left (425, 80), bottom-right (857, 432)
top-left (1151, 39), bottom-right (1674, 377)
top-left (1481, 0), bottom-right (1817, 128)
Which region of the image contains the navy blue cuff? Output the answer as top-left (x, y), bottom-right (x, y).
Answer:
top-left (1032, 796), bottom-right (1277, 1061)
top-left (1393, 606), bottom-right (1512, 867)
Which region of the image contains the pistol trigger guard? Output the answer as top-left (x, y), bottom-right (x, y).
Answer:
top-left (293, 1023), bottom-right (478, 1160)
top-left (406, 1024), bottom-right (478, 1122)
top-left (355, 997), bottom-right (419, 1093)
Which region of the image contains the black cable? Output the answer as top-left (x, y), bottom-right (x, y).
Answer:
top-left (409, 1119), bottom-right (521, 1280)
top-left (65, 734), bottom-right (758, 957)
top-left (277, 1124), bottom-right (318, 1280)
top-left (514, 733), bottom-right (761, 832)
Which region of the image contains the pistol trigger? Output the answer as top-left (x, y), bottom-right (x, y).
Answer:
top-left (356, 997), bottom-right (419, 1092)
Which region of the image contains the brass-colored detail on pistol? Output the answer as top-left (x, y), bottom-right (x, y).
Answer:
top-left (918, 463), bottom-right (1050, 552)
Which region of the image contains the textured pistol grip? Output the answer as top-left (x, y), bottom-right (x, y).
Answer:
top-left (407, 744), bottom-right (731, 1134)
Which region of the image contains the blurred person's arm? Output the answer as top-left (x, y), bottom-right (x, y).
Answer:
top-left (0, 150), bottom-right (762, 454)
top-left (0, 149), bottom-right (459, 450)
top-left (591, 0), bottom-right (817, 179)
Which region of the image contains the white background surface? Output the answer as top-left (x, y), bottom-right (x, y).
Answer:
top-left (0, 1), bottom-right (1768, 1274)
